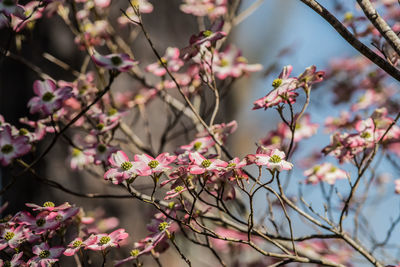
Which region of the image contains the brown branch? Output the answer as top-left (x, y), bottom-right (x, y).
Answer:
top-left (299, 0), bottom-right (400, 82)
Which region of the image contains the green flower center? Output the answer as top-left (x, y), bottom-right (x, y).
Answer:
top-left (201, 159), bottom-right (212, 168)
top-left (72, 148), bottom-right (82, 157)
top-left (148, 160), bottom-right (159, 169)
top-left (39, 250), bottom-right (50, 258)
top-left (203, 30), bottom-right (213, 37)
top-left (272, 78), bottom-right (283, 88)
top-left (193, 142), bottom-right (202, 151)
top-left (1, 144), bottom-right (13, 154)
top-left (130, 249), bottom-right (140, 257)
top-left (111, 56), bottom-right (122, 66)
top-left (73, 240), bottom-right (83, 248)
top-left (19, 128), bottom-right (29, 135)
top-left (43, 201), bottom-right (55, 207)
top-left (100, 236), bottom-right (111, 245)
top-left (329, 166), bottom-right (338, 172)
top-left (220, 59), bottom-right (229, 67)
top-left (269, 155), bottom-right (282, 163)
top-left (168, 202), bottom-right (175, 209)
top-left (42, 92), bottom-right (55, 102)
top-left (174, 186), bottom-right (184, 193)
top-left (361, 132), bottom-right (371, 139)
top-left (227, 163), bottom-right (236, 168)
top-left (271, 136), bottom-right (281, 144)
top-left (159, 57), bottom-right (167, 65)
top-left (313, 165), bottom-right (321, 172)
top-left (344, 12), bottom-right (353, 21)
top-left (4, 231), bottom-right (14, 241)
top-left (97, 144), bottom-right (107, 153)
top-left (120, 161), bottom-right (133, 171)
top-left (96, 123), bottom-right (105, 130)
top-left (158, 222), bottom-right (169, 231)
top-left (107, 108), bottom-right (117, 116)
top-left (36, 218), bottom-right (46, 227)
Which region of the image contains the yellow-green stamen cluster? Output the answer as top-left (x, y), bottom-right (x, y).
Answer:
top-left (159, 57), bottom-right (167, 65)
top-left (73, 240), bottom-right (83, 248)
top-left (227, 163), bottom-right (236, 168)
top-left (272, 78), bottom-right (282, 88)
top-left (43, 201), bottom-right (55, 208)
top-left (39, 250), bottom-right (50, 258)
top-left (193, 142), bottom-right (202, 151)
top-left (203, 30), bottom-right (213, 37)
top-left (1, 144), bottom-right (13, 154)
top-left (130, 249), bottom-right (140, 257)
top-left (269, 155), bottom-right (282, 163)
top-left (19, 128), bottom-right (29, 136)
top-left (100, 236), bottom-right (111, 245)
top-left (158, 221), bottom-right (169, 232)
top-left (121, 161), bottom-right (133, 171)
top-left (42, 92), bottom-right (55, 102)
top-left (96, 123), bottom-right (105, 130)
top-left (361, 132), bottom-right (371, 139)
top-left (219, 59), bottom-right (229, 67)
top-left (201, 159), bottom-right (212, 168)
top-left (107, 108), bottom-right (117, 116)
top-left (174, 186), bottom-right (184, 193)
top-left (72, 148), bottom-right (82, 157)
top-left (148, 160), bottom-right (159, 169)
top-left (4, 232), bottom-right (14, 241)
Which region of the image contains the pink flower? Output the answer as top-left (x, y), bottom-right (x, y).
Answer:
top-left (0, 125), bottom-right (31, 166)
top-left (28, 243), bottom-right (65, 267)
top-left (247, 149), bottom-right (293, 171)
top-left (181, 20), bottom-right (226, 60)
top-left (68, 147), bottom-right (94, 170)
top-left (0, 251), bottom-right (25, 266)
top-left (25, 201), bottom-right (72, 212)
top-left (135, 153), bottom-right (177, 175)
top-left (188, 152), bottom-right (228, 174)
top-left (213, 45), bottom-right (262, 79)
top-left (304, 163), bottom-right (347, 185)
top-left (180, 0), bottom-right (227, 20)
top-left (0, 225), bottom-right (27, 250)
top-left (88, 143), bottom-right (118, 165)
top-left (178, 136), bottom-right (216, 154)
top-left (64, 237), bottom-right (86, 256)
top-left (27, 79), bottom-right (73, 115)
top-left (289, 114), bottom-right (319, 142)
top-left (118, 0), bottom-right (153, 26)
top-left (104, 151), bottom-right (145, 184)
top-left (92, 51), bottom-right (137, 72)
top-left (223, 157), bottom-right (249, 181)
top-left (146, 47), bottom-right (184, 76)
top-left (85, 228), bottom-right (129, 251)
top-left (297, 65), bottom-right (325, 86)
top-left (165, 185), bottom-right (188, 200)
top-left (253, 65), bottom-right (299, 110)
top-left (15, 211), bottom-right (60, 234)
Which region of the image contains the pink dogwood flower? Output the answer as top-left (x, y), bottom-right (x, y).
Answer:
top-left (304, 163), bottom-right (347, 185)
top-left (0, 225), bottom-right (27, 250)
top-left (28, 243), bottom-right (65, 267)
top-left (85, 228), bottom-right (129, 251)
top-left (15, 211), bottom-right (60, 234)
top-left (92, 51), bottom-right (137, 72)
top-left (213, 45), bottom-right (262, 79)
top-left (27, 79), bottom-right (73, 115)
top-left (0, 251), bottom-right (25, 267)
top-left (64, 237), bottom-right (86, 256)
top-left (247, 149), bottom-right (293, 171)
top-left (25, 201), bottom-right (72, 212)
top-left (146, 47), bottom-right (184, 76)
top-left (0, 125), bottom-right (31, 166)
top-left (188, 152), bottom-right (228, 174)
top-left (104, 151), bottom-right (145, 184)
top-left (253, 65), bottom-right (299, 110)
top-left (135, 153), bottom-right (177, 175)
top-left (180, 0), bottom-right (227, 20)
